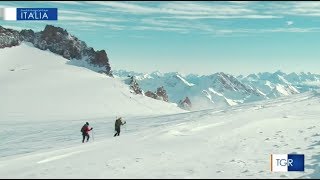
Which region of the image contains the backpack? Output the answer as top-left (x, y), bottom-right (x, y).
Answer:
top-left (81, 125), bottom-right (87, 133)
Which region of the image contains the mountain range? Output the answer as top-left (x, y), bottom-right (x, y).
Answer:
top-left (113, 70), bottom-right (320, 110)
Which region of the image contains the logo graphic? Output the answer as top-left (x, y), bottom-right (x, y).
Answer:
top-left (271, 154), bottom-right (304, 172)
top-left (0, 8), bottom-right (57, 21)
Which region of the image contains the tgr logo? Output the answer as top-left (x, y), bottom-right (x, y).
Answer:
top-left (276, 158), bottom-right (293, 166)
top-left (271, 154), bottom-right (304, 172)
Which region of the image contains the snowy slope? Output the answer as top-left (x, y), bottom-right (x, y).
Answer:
top-left (2, 44), bottom-right (320, 178)
top-left (0, 43), bottom-right (184, 122)
top-left (1, 91), bottom-right (320, 178)
top-left (267, 84), bottom-right (300, 98)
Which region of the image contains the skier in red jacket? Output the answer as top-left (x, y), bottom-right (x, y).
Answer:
top-left (81, 122), bottom-right (93, 143)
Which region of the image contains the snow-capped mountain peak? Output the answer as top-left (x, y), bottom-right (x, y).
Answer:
top-left (113, 69), bottom-right (320, 110)
top-left (175, 74), bottom-right (195, 87)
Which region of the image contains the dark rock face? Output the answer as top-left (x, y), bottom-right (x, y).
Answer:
top-left (145, 91), bottom-right (158, 99)
top-left (144, 86), bottom-right (169, 102)
top-left (92, 50), bottom-right (111, 73)
top-left (156, 86), bottom-right (169, 102)
top-left (19, 29), bottom-right (35, 43)
top-left (0, 25), bottom-right (112, 76)
top-left (179, 96), bottom-right (192, 110)
top-left (125, 76), bottom-right (143, 95)
top-left (0, 26), bottom-right (20, 48)
top-left (34, 25), bottom-right (84, 60)
top-left (182, 97), bottom-right (192, 106)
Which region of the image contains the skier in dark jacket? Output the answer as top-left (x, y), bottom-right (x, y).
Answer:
top-left (114, 117), bottom-right (126, 137)
top-left (81, 122), bottom-right (93, 143)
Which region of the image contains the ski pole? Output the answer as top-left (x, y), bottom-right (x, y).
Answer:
top-left (92, 129), bottom-right (94, 141)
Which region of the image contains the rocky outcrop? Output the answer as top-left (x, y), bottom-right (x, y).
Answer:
top-left (0, 25), bottom-right (112, 76)
top-left (145, 91), bottom-right (158, 99)
top-left (156, 86), bottom-right (169, 102)
top-left (92, 50), bottom-right (111, 73)
top-left (144, 86), bottom-right (169, 102)
top-left (0, 26), bottom-right (20, 48)
top-left (179, 97), bottom-right (192, 110)
top-left (19, 29), bottom-right (35, 42)
top-left (125, 76), bottom-right (143, 95)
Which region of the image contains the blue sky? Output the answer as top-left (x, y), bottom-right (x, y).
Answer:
top-left (1, 1), bottom-right (320, 76)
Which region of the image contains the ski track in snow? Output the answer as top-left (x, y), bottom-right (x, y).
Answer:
top-left (37, 150), bottom-right (85, 164)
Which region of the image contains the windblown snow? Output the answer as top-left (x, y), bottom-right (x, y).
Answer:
top-left (1, 44), bottom-right (320, 178)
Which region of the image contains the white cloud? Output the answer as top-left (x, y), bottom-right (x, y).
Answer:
top-left (286, 21), bottom-right (294, 26)
top-left (86, 1), bottom-right (272, 18)
top-left (76, 28), bottom-right (96, 32)
top-left (161, 15), bottom-right (282, 20)
top-left (59, 16), bottom-right (97, 21)
top-left (227, 1), bottom-right (252, 4)
top-left (65, 21), bottom-right (125, 30)
top-left (132, 26), bottom-right (188, 33)
top-left (213, 27), bottom-right (320, 35)
top-left (100, 17), bottom-right (126, 22)
top-left (87, 1), bottom-right (320, 19)
top-left (268, 2), bottom-right (320, 17)
top-left (140, 18), bottom-right (194, 29)
top-left (159, 2), bottom-right (255, 15)
top-left (59, 9), bottom-right (125, 22)
top-left (59, 16), bottom-right (125, 22)
top-left (48, 1), bottom-right (83, 5)
top-left (59, 10), bottom-right (92, 16)
top-left (263, 27), bottom-right (320, 33)
top-left (86, 1), bottom-right (156, 14)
